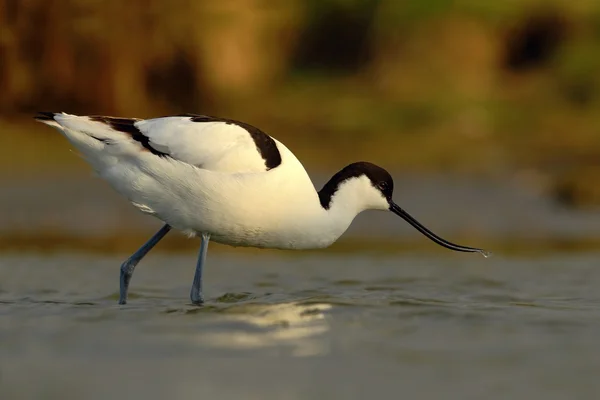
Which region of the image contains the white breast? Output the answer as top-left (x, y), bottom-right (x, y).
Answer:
top-left (107, 139), bottom-right (344, 249)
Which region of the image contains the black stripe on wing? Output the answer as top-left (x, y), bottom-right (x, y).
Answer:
top-left (180, 113), bottom-right (282, 171)
top-left (89, 116), bottom-right (169, 157)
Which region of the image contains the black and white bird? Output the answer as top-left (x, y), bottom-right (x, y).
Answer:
top-left (35, 112), bottom-right (488, 305)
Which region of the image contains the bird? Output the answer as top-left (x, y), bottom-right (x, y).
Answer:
top-left (34, 112), bottom-right (488, 305)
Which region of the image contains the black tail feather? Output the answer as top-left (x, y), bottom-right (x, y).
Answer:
top-left (34, 111), bottom-right (59, 121)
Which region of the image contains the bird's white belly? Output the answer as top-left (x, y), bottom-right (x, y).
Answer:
top-left (101, 159), bottom-right (341, 250)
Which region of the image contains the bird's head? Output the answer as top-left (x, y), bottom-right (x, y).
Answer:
top-left (319, 162), bottom-right (489, 257)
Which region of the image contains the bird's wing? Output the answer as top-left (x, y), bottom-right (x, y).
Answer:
top-left (38, 112), bottom-right (282, 173)
top-left (135, 115), bottom-right (282, 172)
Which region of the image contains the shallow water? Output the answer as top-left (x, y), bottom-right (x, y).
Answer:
top-left (1, 251), bottom-right (600, 399)
top-left (6, 174), bottom-right (600, 241)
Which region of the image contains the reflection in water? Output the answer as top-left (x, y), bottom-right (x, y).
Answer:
top-left (185, 302), bottom-right (332, 356)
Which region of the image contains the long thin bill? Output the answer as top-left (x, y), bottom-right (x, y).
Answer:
top-left (389, 202), bottom-right (489, 257)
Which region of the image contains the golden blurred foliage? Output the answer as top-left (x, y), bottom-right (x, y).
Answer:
top-left (2, 0), bottom-right (600, 206)
top-left (0, 0), bottom-right (306, 115)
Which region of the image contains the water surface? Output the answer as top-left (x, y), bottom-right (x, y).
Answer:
top-left (1, 251), bottom-right (599, 399)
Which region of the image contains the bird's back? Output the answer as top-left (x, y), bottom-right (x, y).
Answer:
top-left (36, 112), bottom-right (283, 173)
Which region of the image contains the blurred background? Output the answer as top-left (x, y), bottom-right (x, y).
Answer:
top-left (2, 0), bottom-right (600, 253)
top-left (4, 3), bottom-right (600, 399)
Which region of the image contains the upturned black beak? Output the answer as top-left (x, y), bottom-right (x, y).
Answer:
top-left (389, 201), bottom-right (489, 257)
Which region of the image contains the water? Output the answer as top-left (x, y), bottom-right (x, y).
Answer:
top-left (1, 251), bottom-right (600, 399)
top-left (6, 174), bottom-right (600, 241)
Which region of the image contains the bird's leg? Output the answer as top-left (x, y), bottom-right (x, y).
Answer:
top-left (119, 224), bottom-right (171, 305)
top-left (190, 233), bottom-right (210, 305)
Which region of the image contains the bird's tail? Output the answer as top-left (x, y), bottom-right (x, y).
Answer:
top-left (34, 112), bottom-right (140, 142)
top-left (34, 111), bottom-right (133, 171)
top-left (34, 111), bottom-right (63, 128)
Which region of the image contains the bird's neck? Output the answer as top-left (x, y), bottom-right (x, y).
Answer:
top-left (307, 180), bottom-right (369, 247)
top-left (318, 174), bottom-right (373, 216)
top-left (319, 186), bottom-right (364, 217)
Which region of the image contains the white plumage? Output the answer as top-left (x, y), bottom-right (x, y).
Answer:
top-left (35, 111), bottom-right (487, 305)
top-left (37, 112), bottom-right (374, 249)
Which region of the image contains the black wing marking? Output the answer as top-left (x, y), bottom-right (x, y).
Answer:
top-left (184, 114), bottom-right (282, 171)
top-left (89, 116), bottom-right (169, 157)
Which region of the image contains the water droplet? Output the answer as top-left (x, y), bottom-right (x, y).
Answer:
top-left (479, 250), bottom-right (492, 258)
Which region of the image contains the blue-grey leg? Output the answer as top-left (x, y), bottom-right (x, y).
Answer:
top-left (190, 233), bottom-right (210, 305)
top-left (119, 224), bottom-right (171, 305)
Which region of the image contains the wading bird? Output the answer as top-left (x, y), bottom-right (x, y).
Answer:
top-left (35, 112), bottom-right (488, 305)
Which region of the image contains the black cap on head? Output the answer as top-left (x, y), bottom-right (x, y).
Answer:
top-left (319, 162), bottom-right (394, 209)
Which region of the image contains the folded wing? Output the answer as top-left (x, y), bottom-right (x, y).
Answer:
top-left (37, 112), bottom-right (282, 173)
top-left (135, 114), bottom-right (281, 173)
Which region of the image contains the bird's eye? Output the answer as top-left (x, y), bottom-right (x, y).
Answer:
top-left (379, 182), bottom-right (388, 190)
